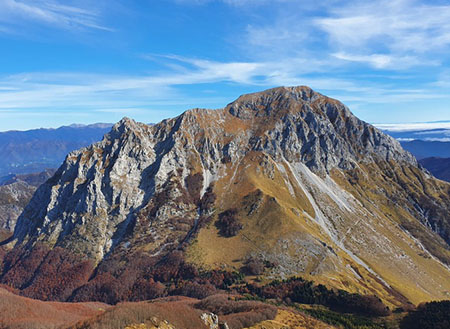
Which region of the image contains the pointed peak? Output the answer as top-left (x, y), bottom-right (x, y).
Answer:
top-left (107, 117), bottom-right (150, 141)
top-left (117, 116), bottom-right (136, 126)
top-left (112, 117), bottom-right (139, 131)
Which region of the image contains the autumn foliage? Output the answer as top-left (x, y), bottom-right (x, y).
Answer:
top-left (194, 294), bottom-right (277, 329)
top-left (215, 209), bottom-right (242, 237)
top-left (243, 277), bottom-right (390, 317)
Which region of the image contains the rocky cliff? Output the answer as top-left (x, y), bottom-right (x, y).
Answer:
top-left (2, 86), bottom-right (450, 306)
top-left (0, 170), bottom-right (55, 233)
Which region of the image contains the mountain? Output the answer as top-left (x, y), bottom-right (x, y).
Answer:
top-left (419, 157), bottom-right (450, 182)
top-left (378, 126), bottom-right (450, 182)
top-left (0, 169), bottom-right (57, 187)
top-left (0, 123), bottom-right (112, 177)
top-left (399, 140), bottom-right (450, 159)
top-left (377, 125), bottom-right (450, 159)
top-left (0, 169), bottom-right (56, 235)
top-left (1, 86), bottom-right (450, 311)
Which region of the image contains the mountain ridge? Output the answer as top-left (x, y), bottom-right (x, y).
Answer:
top-left (2, 86), bottom-right (449, 308)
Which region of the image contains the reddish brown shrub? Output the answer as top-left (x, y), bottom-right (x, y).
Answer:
top-left (171, 281), bottom-right (217, 299)
top-left (194, 294), bottom-right (277, 329)
top-left (70, 272), bottom-right (127, 304)
top-left (215, 209), bottom-right (242, 237)
top-left (1, 243), bottom-right (50, 289)
top-left (21, 247), bottom-right (94, 301)
top-left (241, 258), bottom-right (265, 275)
top-left (131, 279), bottom-right (167, 301)
top-left (185, 173), bottom-right (203, 203)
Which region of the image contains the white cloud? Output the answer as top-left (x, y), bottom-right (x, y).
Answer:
top-left (1, 53), bottom-right (447, 116)
top-left (235, 0), bottom-right (450, 71)
top-left (315, 0), bottom-right (450, 54)
top-left (0, 0), bottom-right (111, 32)
top-left (375, 122), bottom-right (450, 132)
top-left (331, 52), bottom-right (430, 69)
top-left (174, 0), bottom-right (294, 6)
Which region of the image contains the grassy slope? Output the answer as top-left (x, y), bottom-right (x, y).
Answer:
top-left (187, 153), bottom-right (450, 307)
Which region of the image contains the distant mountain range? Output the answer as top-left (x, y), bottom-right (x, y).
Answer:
top-left (378, 124), bottom-right (450, 182)
top-left (0, 123), bottom-right (112, 177)
top-left (419, 157), bottom-right (450, 182)
top-left (377, 123), bottom-right (450, 157)
top-left (399, 140), bottom-right (450, 160)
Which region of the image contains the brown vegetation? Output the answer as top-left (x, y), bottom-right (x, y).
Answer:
top-left (69, 296), bottom-right (207, 329)
top-left (242, 277), bottom-right (391, 317)
top-left (185, 173), bottom-right (203, 203)
top-left (1, 244), bottom-right (94, 301)
top-left (0, 287), bottom-right (107, 329)
top-left (215, 209), bottom-right (242, 237)
top-left (195, 294), bottom-right (277, 329)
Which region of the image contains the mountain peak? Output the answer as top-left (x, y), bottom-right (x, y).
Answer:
top-left (5, 86), bottom-right (450, 307)
top-left (227, 86), bottom-right (332, 120)
top-left (109, 116), bottom-right (150, 141)
top-left (113, 116), bottom-right (138, 130)
top-left (234, 85), bottom-right (319, 102)
top-left (223, 86), bottom-right (416, 172)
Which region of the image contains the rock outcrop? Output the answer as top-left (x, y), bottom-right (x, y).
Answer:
top-left (0, 181), bottom-right (35, 232)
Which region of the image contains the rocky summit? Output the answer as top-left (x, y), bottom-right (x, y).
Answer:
top-left (1, 86), bottom-right (450, 308)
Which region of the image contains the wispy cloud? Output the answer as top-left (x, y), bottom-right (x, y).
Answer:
top-left (1, 0), bottom-right (449, 129)
top-left (1, 54), bottom-right (447, 117)
top-left (316, 0), bottom-right (450, 52)
top-left (0, 0), bottom-right (111, 32)
top-left (375, 122), bottom-right (450, 132)
top-left (331, 52), bottom-right (434, 69)
top-left (233, 0), bottom-right (450, 71)
top-left (315, 0), bottom-right (450, 66)
top-left (174, 0), bottom-right (294, 6)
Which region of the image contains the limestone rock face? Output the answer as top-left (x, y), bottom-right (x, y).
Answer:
top-left (0, 170), bottom-right (56, 233)
top-left (0, 181), bottom-right (36, 232)
top-left (201, 312), bottom-right (219, 329)
top-left (227, 87), bottom-right (416, 172)
top-left (4, 86), bottom-right (450, 305)
top-left (0, 182), bottom-right (35, 231)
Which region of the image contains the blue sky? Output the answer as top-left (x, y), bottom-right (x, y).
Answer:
top-left (0, 0), bottom-right (450, 131)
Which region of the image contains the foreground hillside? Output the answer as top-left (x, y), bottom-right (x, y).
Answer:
top-left (2, 285), bottom-right (448, 329)
top-left (0, 287), bottom-right (107, 329)
top-left (0, 287), bottom-right (339, 329)
top-left (1, 86), bottom-right (449, 313)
